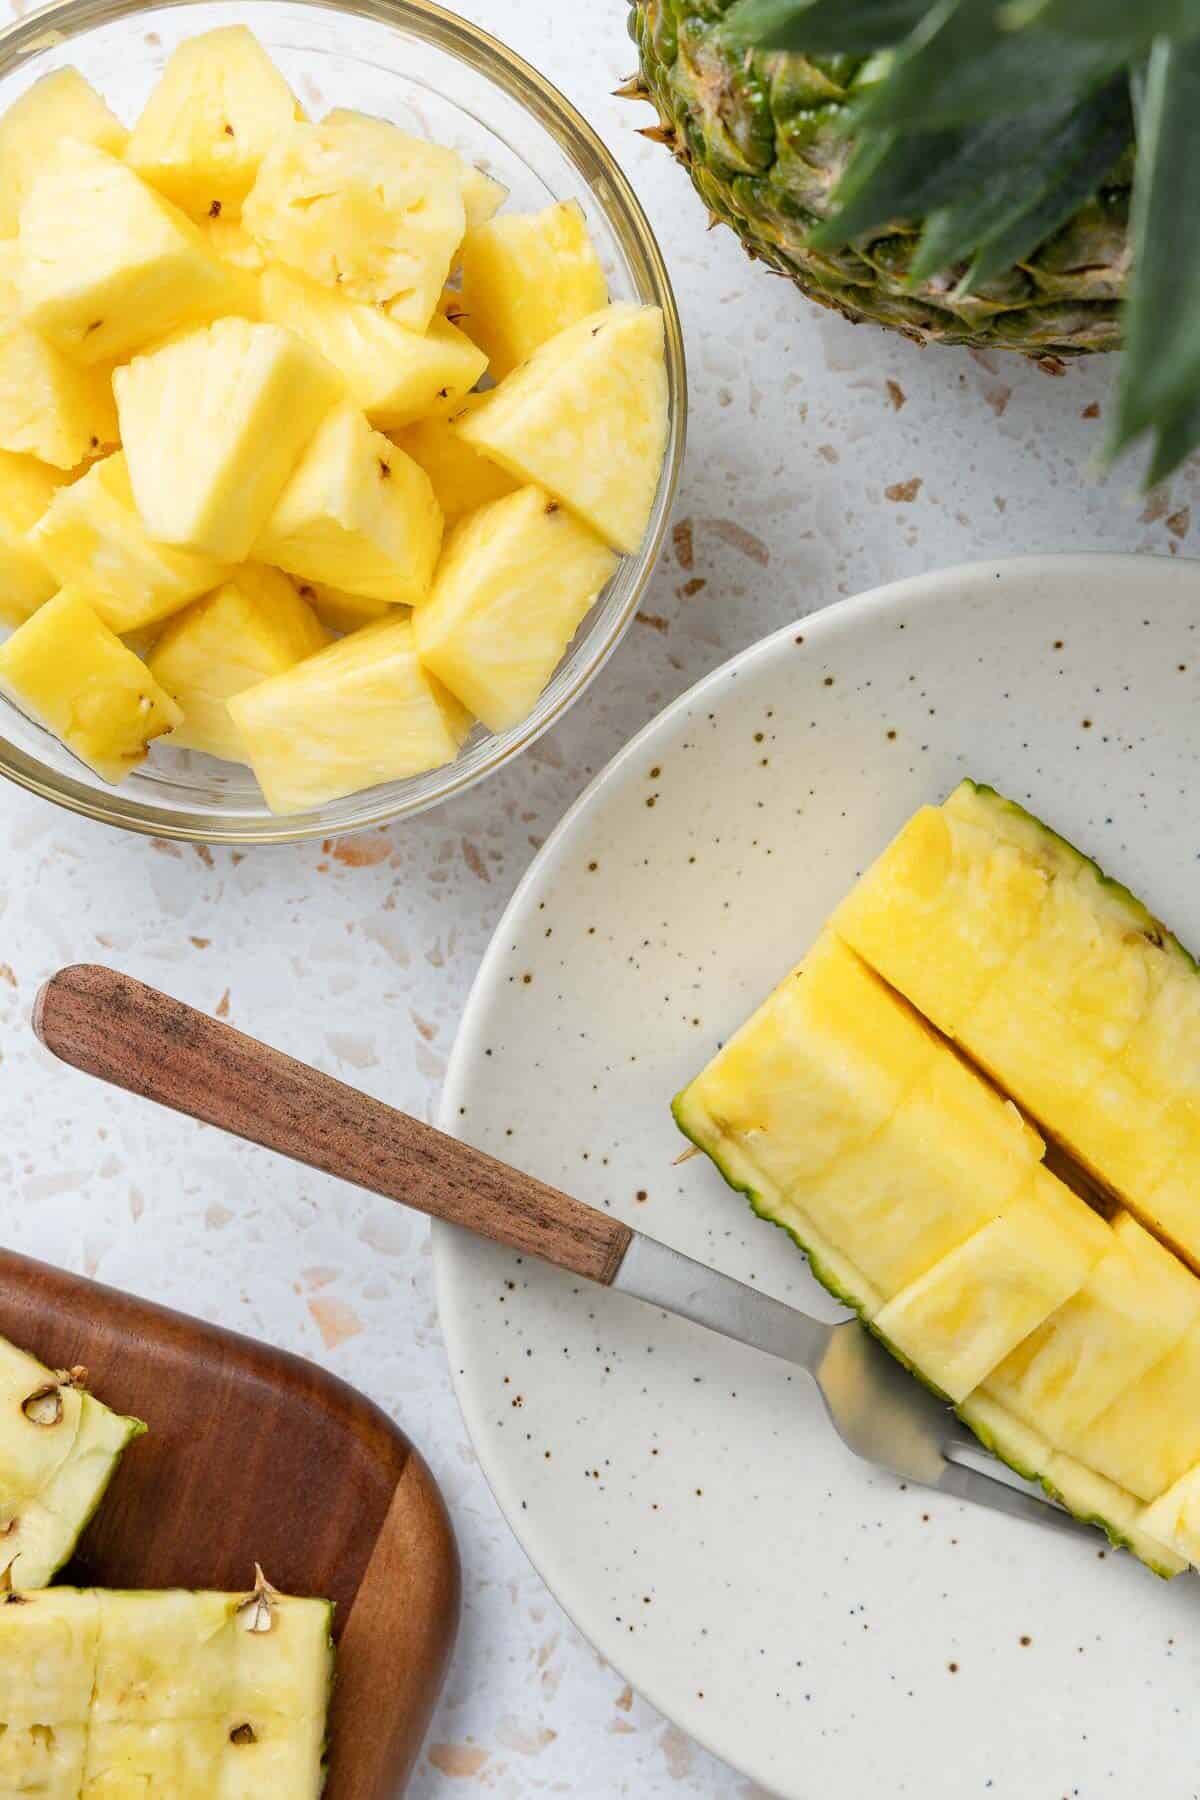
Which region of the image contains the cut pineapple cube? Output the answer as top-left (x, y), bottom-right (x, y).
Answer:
top-left (259, 264), bottom-right (487, 429)
top-left (0, 324), bottom-right (118, 469)
top-left (391, 394), bottom-right (517, 523)
top-left (148, 565), bottom-right (329, 762)
top-left (296, 582), bottom-right (395, 635)
top-left (460, 200), bottom-right (608, 381)
top-left (457, 303), bottom-right (667, 553)
top-left (1141, 1463), bottom-right (1200, 1564)
top-left (244, 113), bottom-right (465, 321)
top-left (0, 449), bottom-right (74, 626)
top-left (229, 613), bottom-right (471, 813)
top-left (19, 141), bottom-right (241, 366)
top-left (29, 452), bottom-right (230, 633)
top-left (0, 587), bottom-right (182, 782)
top-left (125, 26), bottom-right (302, 220)
top-left (115, 318), bottom-right (343, 560)
top-left (415, 485), bottom-right (616, 731)
top-left (1069, 1321), bottom-right (1200, 1502)
top-left (255, 403), bottom-right (442, 605)
top-left (0, 68), bottom-right (128, 238)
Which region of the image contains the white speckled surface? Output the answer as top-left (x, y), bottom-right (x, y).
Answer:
top-left (1, 0), bottom-right (1196, 1792)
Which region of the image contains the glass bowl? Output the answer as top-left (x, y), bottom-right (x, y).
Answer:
top-left (0, 0), bottom-right (685, 842)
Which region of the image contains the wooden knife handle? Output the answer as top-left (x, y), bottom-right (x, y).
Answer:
top-left (34, 965), bottom-right (632, 1286)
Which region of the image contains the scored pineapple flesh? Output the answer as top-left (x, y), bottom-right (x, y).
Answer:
top-left (415, 484), bottom-right (617, 732)
top-left (1068, 1320), bottom-right (1200, 1502)
top-left (457, 302), bottom-right (668, 554)
top-left (29, 452), bottom-right (231, 633)
top-left (0, 587), bottom-right (182, 782)
top-left (0, 449), bottom-right (74, 626)
top-left (255, 403), bottom-right (443, 605)
top-left (0, 68), bottom-right (128, 238)
top-left (125, 25), bottom-right (303, 221)
top-left (391, 394), bottom-right (518, 523)
top-left (1141, 1464), bottom-right (1200, 1565)
top-left (148, 566), bottom-right (329, 763)
top-left (460, 199), bottom-right (609, 381)
top-left (114, 317), bottom-right (343, 560)
top-left (228, 613), bottom-right (471, 814)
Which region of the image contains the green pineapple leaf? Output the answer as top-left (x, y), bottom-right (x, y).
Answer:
top-left (1003, 0), bottom-right (1200, 44)
top-left (807, 127), bottom-right (966, 250)
top-left (1146, 399), bottom-right (1200, 489)
top-left (723, 0), bottom-right (927, 54)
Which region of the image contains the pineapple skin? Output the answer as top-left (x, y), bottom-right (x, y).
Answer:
top-left (628, 0), bottom-right (1126, 361)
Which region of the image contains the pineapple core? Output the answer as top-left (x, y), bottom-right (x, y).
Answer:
top-left (0, 68), bottom-right (128, 238)
top-left (0, 450), bottom-right (74, 626)
top-left (460, 199), bottom-right (609, 381)
top-left (0, 588), bottom-right (182, 782)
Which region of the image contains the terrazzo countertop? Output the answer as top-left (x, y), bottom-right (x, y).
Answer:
top-left (2, 1), bottom-right (1196, 1793)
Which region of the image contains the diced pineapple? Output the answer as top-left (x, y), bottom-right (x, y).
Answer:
top-left (114, 318), bottom-right (343, 560)
top-left (148, 566), bottom-right (329, 762)
top-left (295, 582), bottom-right (395, 635)
top-left (457, 302), bottom-right (668, 553)
top-left (228, 613), bottom-right (471, 813)
top-left (0, 69), bottom-right (128, 238)
top-left (244, 113), bottom-right (465, 321)
top-left (259, 265), bottom-right (487, 429)
top-left (460, 200), bottom-right (608, 381)
top-left (459, 165), bottom-right (507, 229)
top-left (255, 404), bottom-right (442, 604)
top-left (1068, 1321), bottom-right (1200, 1502)
top-left (0, 587), bottom-right (182, 782)
top-left (1141, 1463), bottom-right (1200, 1565)
top-left (29, 452), bottom-right (231, 633)
top-left (415, 485), bottom-right (616, 731)
top-left (0, 325), bottom-right (119, 469)
top-left (0, 449), bottom-right (74, 626)
top-left (391, 394), bottom-right (517, 523)
top-left (125, 26), bottom-right (302, 220)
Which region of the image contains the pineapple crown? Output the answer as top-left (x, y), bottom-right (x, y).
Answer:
top-left (724, 0), bottom-right (1200, 485)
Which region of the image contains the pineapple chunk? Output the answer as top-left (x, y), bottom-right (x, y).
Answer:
top-left (148, 566), bottom-right (329, 762)
top-left (460, 200), bottom-right (608, 381)
top-left (244, 112), bottom-right (465, 321)
top-left (1069, 1321), bottom-right (1200, 1502)
top-left (457, 302), bottom-right (668, 553)
top-left (125, 26), bottom-right (302, 220)
top-left (1141, 1463), bottom-right (1200, 1565)
top-left (229, 614), bottom-right (471, 813)
top-left (460, 164), bottom-right (507, 230)
top-left (0, 325), bottom-right (118, 470)
top-left (296, 582), bottom-right (395, 635)
top-left (0, 69), bottom-right (128, 238)
top-left (0, 587), bottom-right (182, 782)
top-left (255, 404), bottom-right (442, 605)
top-left (259, 264), bottom-right (487, 428)
top-left (0, 449), bottom-right (74, 626)
top-left (115, 318), bottom-right (343, 560)
top-left (196, 215), bottom-right (264, 318)
top-left (415, 485), bottom-right (616, 731)
top-left (30, 452), bottom-right (231, 633)
top-left (391, 394), bottom-right (517, 523)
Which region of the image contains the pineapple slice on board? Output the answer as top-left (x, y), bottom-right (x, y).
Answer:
top-left (456, 302), bottom-right (668, 554)
top-left (147, 566), bottom-right (329, 763)
top-left (391, 393), bottom-right (518, 523)
top-left (29, 452), bottom-right (231, 633)
top-left (259, 265), bottom-right (487, 430)
top-left (255, 404), bottom-right (442, 605)
top-left (114, 318), bottom-right (343, 560)
top-left (295, 582), bottom-right (394, 636)
top-left (460, 199), bottom-right (609, 381)
top-left (19, 141), bottom-right (242, 366)
top-left (125, 26), bottom-right (303, 221)
top-left (0, 449), bottom-right (75, 626)
top-left (0, 588), bottom-right (182, 782)
top-left (414, 485), bottom-right (617, 732)
top-left (228, 614), bottom-right (470, 814)
top-left (0, 68), bottom-right (128, 238)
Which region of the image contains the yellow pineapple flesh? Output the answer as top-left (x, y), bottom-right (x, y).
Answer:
top-left (457, 302), bottom-right (668, 553)
top-left (228, 613), bottom-right (471, 813)
top-left (255, 403), bottom-right (442, 605)
top-left (125, 26), bottom-right (302, 221)
top-left (0, 69), bottom-right (128, 238)
top-left (415, 485), bottom-right (616, 731)
top-left (296, 582), bottom-right (395, 635)
top-left (0, 587), bottom-right (181, 781)
top-left (114, 318), bottom-right (343, 559)
top-left (0, 245), bottom-right (118, 468)
top-left (460, 200), bottom-right (608, 381)
top-left (391, 395), bottom-right (517, 523)
top-left (0, 450), bottom-right (74, 626)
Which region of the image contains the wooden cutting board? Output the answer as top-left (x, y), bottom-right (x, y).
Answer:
top-left (0, 1246), bottom-right (459, 1798)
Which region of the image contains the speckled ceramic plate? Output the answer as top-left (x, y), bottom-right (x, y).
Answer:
top-left (435, 555), bottom-right (1200, 1799)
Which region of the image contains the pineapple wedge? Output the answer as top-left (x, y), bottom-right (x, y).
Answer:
top-left (459, 164), bottom-right (507, 230)
top-left (244, 112), bottom-right (466, 321)
top-left (460, 200), bottom-right (608, 381)
top-left (29, 452), bottom-right (230, 633)
top-left (228, 614), bottom-right (470, 813)
top-left (0, 588), bottom-right (182, 781)
top-left (19, 141), bottom-right (242, 366)
top-left (0, 449), bottom-right (74, 626)
top-left (296, 582), bottom-right (395, 635)
top-left (255, 403), bottom-right (442, 605)
top-left (148, 566), bottom-right (329, 762)
top-left (0, 240), bottom-right (119, 469)
top-left (415, 485), bottom-right (616, 731)
top-left (391, 394), bottom-right (517, 523)
top-left (0, 68), bottom-right (127, 238)
top-left (457, 302), bottom-right (668, 553)
top-left (125, 26), bottom-right (302, 220)
top-left (114, 318), bottom-right (343, 560)
top-left (259, 264), bottom-right (487, 429)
